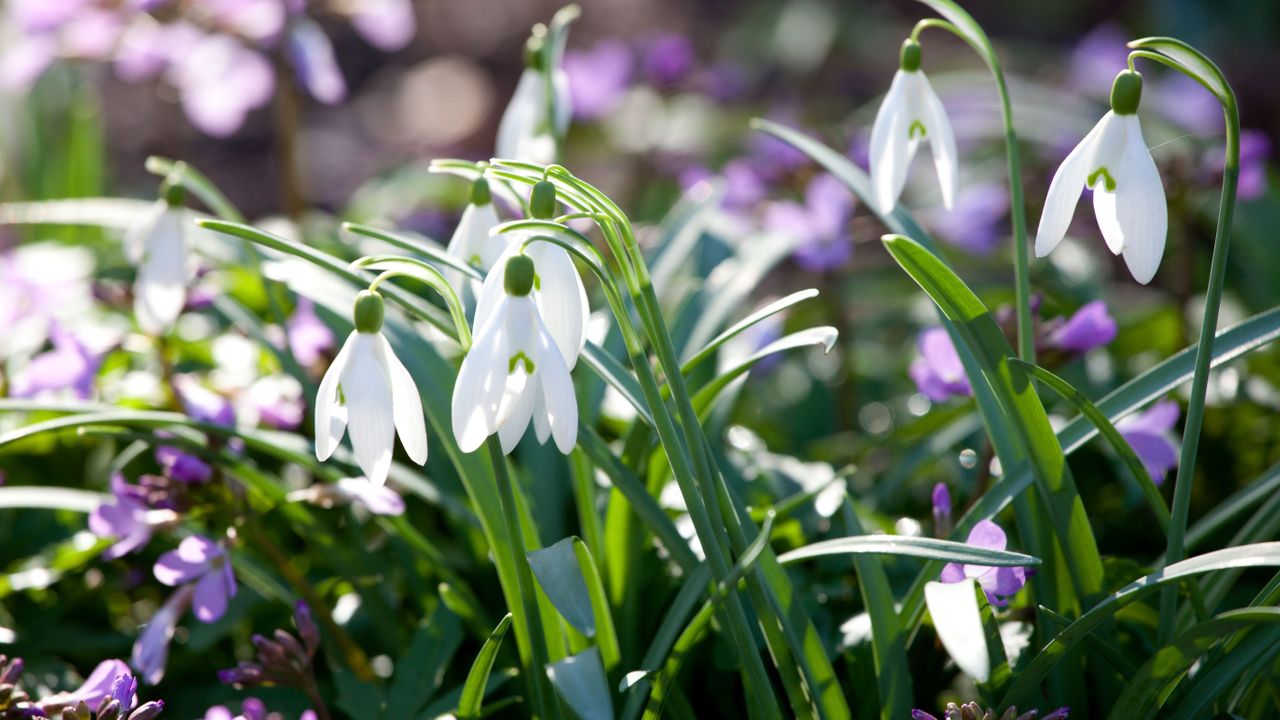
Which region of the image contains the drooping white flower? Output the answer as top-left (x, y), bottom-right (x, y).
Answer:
top-left (924, 578), bottom-right (990, 682)
top-left (315, 290), bottom-right (427, 485)
top-left (1035, 70), bottom-right (1167, 284)
top-left (869, 39), bottom-right (957, 215)
top-left (445, 177), bottom-right (504, 294)
top-left (496, 44), bottom-right (571, 164)
top-left (475, 239), bottom-right (588, 370)
top-left (126, 200), bottom-right (193, 335)
top-left (452, 254), bottom-right (578, 454)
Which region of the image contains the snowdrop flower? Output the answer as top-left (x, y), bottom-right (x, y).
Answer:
top-left (1035, 70), bottom-right (1167, 284)
top-left (453, 254), bottom-right (579, 454)
top-left (126, 194), bottom-right (194, 335)
top-left (444, 177), bottom-right (504, 294)
top-left (153, 535), bottom-right (237, 623)
top-left (496, 35), bottom-right (571, 163)
top-left (315, 290), bottom-right (428, 485)
top-left (869, 39), bottom-right (957, 215)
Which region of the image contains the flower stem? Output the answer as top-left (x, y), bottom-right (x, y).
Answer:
top-left (486, 439), bottom-right (560, 720)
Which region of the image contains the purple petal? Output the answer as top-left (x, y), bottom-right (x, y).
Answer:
top-left (564, 39), bottom-right (633, 121)
top-left (132, 585), bottom-right (193, 685)
top-left (1121, 429), bottom-right (1179, 484)
top-left (287, 298), bottom-right (335, 367)
top-left (338, 477), bottom-right (405, 516)
top-left (59, 659), bottom-right (132, 707)
top-left (964, 519), bottom-right (1008, 552)
top-left (350, 0), bottom-right (415, 52)
top-left (642, 33), bottom-right (695, 87)
top-left (931, 483), bottom-right (951, 523)
top-left (939, 562), bottom-right (966, 583)
top-left (931, 183), bottom-right (1008, 255)
top-left (153, 535), bottom-right (219, 586)
top-left (1047, 300), bottom-right (1117, 353)
top-left (170, 34), bottom-right (275, 137)
top-left (287, 19), bottom-right (347, 105)
top-left (192, 566), bottom-right (231, 622)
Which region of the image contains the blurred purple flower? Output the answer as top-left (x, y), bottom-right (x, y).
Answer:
top-left (8, 0), bottom-right (91, 33)
top-left (909, 327), bottom-right (971, 402)
top-left (9, 324), bottom-right (103, 399)
top-left (40, 658), bottom-right (134, 709)
top-left (132, 584), bottom-right (194, 685)
top-left (245, 375), bottom-right (305, 430)
top-left (940, 519), bottom-right (1028, 606)
top-left (154, 535), bottom-right (237, 623)
top-left (156, 446), bottom-right (213, 483)
top-left (680, 159), bottom-right (768, 212)
top-left (642, 33), bottom-right (695, 87)
top-left (1236, 129), bottom-right (1271, 200)
top-left (766, 173), bottom-right (854, 272)
top-left (564, 39), bottom-right (632, 121)
top-left (1152, 73), bottom-right (1220, 133)
top-left (201, 0), bottom-right (286, 43)
top-left (932, 482), bottom-right (951, 536)
top-left (749, 109), bottom-right (810, 176)
top-left (207, 699), bottom-right (316, 720)
top-left (60, 7), bottom-right (126, 60)
top-left (337, 477), bottom-right (406, 516)
top-left (1118, 400), bottom-right (1181, 484)
top-left (349, 0), bottom-right (415, 52)
top-left (1046, 300), bottom-right (1117, 353)
top-left (169, 33), bottom-right (275, 137)
top-left (89, 473), bottom-right (154, 559)
top-left (1069, 24), bottom-right (1129, 91)
top-left (174, 375), bottom-right (237, 426)
top-left (287, 298), bottom-right (335, 367)
top-left (287, 18), bottom-right (347, 104)
top-left (930, 183), bottom-right (1008, 255)
top-left (694, 60), bottom-right (748, 102)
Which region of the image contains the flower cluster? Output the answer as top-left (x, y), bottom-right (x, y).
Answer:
top-left (218, 602), bottom-right (321, 693)
top-left (0, 655), bottom-right (163, 720)
top-left (913, 703), bottom-right (1069, 720)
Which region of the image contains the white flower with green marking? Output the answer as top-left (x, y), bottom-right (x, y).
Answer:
top-left (452, 254), bottom-right (579, 455)
top-left (445, 177), bottom-right (503, 294)
top-left (315, 290), bottom-right (427, 485)
top-left (127, 200), bottom-right (193, 335)
top-left (870, 39), bottom-right (958, 216)
top-left (1035, 69), bottom-right (1167, 284)
top-left (496, 36), bottom-right (570, 164)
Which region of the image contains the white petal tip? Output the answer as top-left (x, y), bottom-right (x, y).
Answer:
top-left (924, 579), bottom-right (991, 683)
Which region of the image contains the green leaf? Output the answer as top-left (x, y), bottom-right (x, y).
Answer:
top-left (1001, 542), bottom-right (1280, 709)
top-left (334, 669), bottom-right (386, 719)
top-left (778, 534), bottom-right (1040, 568)
top-left (0, 486), bottom-right (107, 513)
top-left (572, 539), bottom-right (622, 671)
top-left (1127, 37), bottom-right (1233, 107)
top-left (0, 198), bottom-right (158, 228)
top-left (1011, 358), bottom-right (1169, 532)
top-left (619, 566), bottom-right (710, 720)
top-left (386, 604), bottom-right (464, 716)
top-left (681, 289), bottom-right (820, 371)
top-left (1165, 625), bottom-right (1280, 720)
top-left (1107, 608), bottom-right (1280, 719)
top-left (145, 156), bottom-right (245, 221)
top-left (528, 537), bottom-right (598, 638)
top-left (912, 0), bottom-right (999, 70)
top-left (457, 613), bottom-right (514, 720)
top-left (547, 647), bottom-right (614, 720)
top-left (344, 222), bottom-right (481, 281)
top-left (691, 326), bottom-right (839, 415)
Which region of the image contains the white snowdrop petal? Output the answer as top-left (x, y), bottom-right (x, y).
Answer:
top-left (125, 201), bottom-right (166, 265)
top-left (925, 579), bottom-right (991, 682)
top-left (134, 209), bottom-right (190, 334)
top-left (1035, 115), bottom-right (1107, 258)
top-left (315, 332), bottom-right (358, 461)
top-left (532, 390), bottom-right (552, 444)
top-left (341, 334), bottom-right (396, 485)
top-left (496, 69), bottom-right (543, 162)
top-left (530, 244), bottom-right (588, 368)
top-left (1116, 116), bottom-right (1168, 284)
top-left (497, 369), bottom-right (536, 453)
top-left (377, 334), bottom-right (428, 466)
top-left (452, 299), bottom-right (512, 453)
top-left (870, 71), bottom-right (911, 215)
top-left (919, 72), bottom-right (958, 211)
top-left (552, 68), bottom-right (572, 135)
top-left (533, 313), bottom-right (578, 454)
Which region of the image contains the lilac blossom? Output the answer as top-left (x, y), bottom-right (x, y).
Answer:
top-left (1068, 24), bottom-right (1129, 92)
top-left (0, 242), bottom-right (95, 359)
top-left (348, 0), bottom-right (415, 52)
top-left (1045, 300), bottom-right (1117, 353)
top-left (564, 39), bottom-right (633, 121)
top-left (287, 298), bottom-right (336, 368)
top-left (679, 159), bottom-right (767, 211)
top-left (244, 375), bottom-right (305, 430)
top-left (39, 658), bottom-right (133, 709)
top-left (1117, 400), bottom-right (1181, 484)
top-left (200, 0), bottom-right (286, 43)
top-left (1152, 73), bottom-right (1221, 133)
top-left (155, 446), bottom-right (213, 483)
top-left (909, 327), bottom-right (972, 402)
top-left (174, 375), bottom-right (237, 426)
top-left (642, 33), bottom-right (695, 87)
top-left (89, 473), bottom-right (155, 559)
top-left (168, 33), bottom-right (275, 137)
top-left (133, 584), bottom-right (195, 685)
top-left (765, 174), bottom-right (854, 272)
top-left (286, 18), bottom-right (347, 105)
top-left (914, 703), bottom-right (1068, 720)
top-left (336, 476), bottom-right (406, 516)
top-left (939, 519), bottom-right (1028, 606)
top-left (9, 324), bottom-right (103, 399)
top-left (154, 535), bottom-right (238, 623)
top-left (932, 482), bottom-right (952, 537)
top-left (1235, 129), bottom-right (1271, 201)
top-left (929, 183), bottom-right (1008, 255)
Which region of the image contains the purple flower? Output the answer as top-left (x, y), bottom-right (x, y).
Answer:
top-left (202, 0), bottom-right (286, 43)
top-left (1068, 24), bottom-right (1130, 92)
top-left (930, 183), bottom-right (1008, 255)
top-left (1046, 300), bottom-right (1117, 353)
top-left (679, 159), bottom-right (768, 211)
top-left (642, 33), bottom-right (695, 87)
top-left (909, 327), bottom-right (972, 402)
top-left (1118, 400), bottom-right (1181, 484)
top-left (39, 658), bottom-right (133, 709)
top-left (349, 0), bottom-right (415, 52)
top-left (156, 446), bottom-right (213, 483)
top-left (89, 473), bottom-right (154, 559)
top-left (154, 535), bottom-right (237, 623)
top-left (940, 519), bottom-right (1028, 606)
top-left (287, 18), bottom-right (347, 104)
top-left (694, 60), bottom-right (748, 102)
top-left (1152, 73), bottom-right (1221, 133)
top-left (932, 482), bottom-right (952, 536)
top-left (749, 109), bottom-right (810, 176)
top-left (174, 375), bottom-right (237, 426)
top-left (336, 477), bottom-right (406, 516)
top-left (287, 298), bottom-right (335, 368)
top-left (132, 584), bottom-right (194, 685)
top-left (9, 324), bottom-right (103, 399)
top-left (1236, 129), bottom-right (1271, 200)
top-left (766, 174), bottom-right (854, 272)
top-left (168, 33), bottom-right (275, 137)
top-left (245, 375), bottom-right (305, 430)
top-left (564, 39), bottom-right (633, 121)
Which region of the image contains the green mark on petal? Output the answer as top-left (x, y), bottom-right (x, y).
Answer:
top-left (509, 351), bottom-right (536, 374)
top-left (468, 254), bottom-right (483, 266)
top-left (1088, 167), bottom-right (1117, 192)
top-left (908, 120), bottom-right (928, 139)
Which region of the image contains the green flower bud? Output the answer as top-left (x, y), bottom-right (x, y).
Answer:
top-left (524, 35), bottom-right (545, 70)
top-left (1110, 69), bottom-right (1143, 115)
top-left (471, 177), bottom-right (492, 206)
top-left (353, 290), bottom-right (385, 333)
top-left (900, 39), bottom-right (922, 72)
top-left (161, 179), bottom-right (186, 208)
top-left (504, 254), bottom-right (536, 297)
top-left (530, 180), bottom-right (557, 219)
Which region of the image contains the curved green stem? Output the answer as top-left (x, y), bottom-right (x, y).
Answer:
top-left (365, 267), bottom-right (472, 350)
